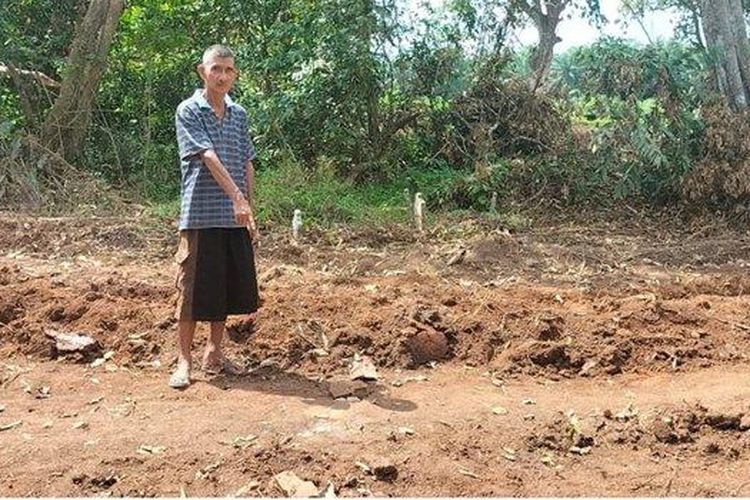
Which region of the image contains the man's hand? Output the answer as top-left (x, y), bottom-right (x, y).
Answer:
top-left (232, 194), bottom-right (252, 226)
top-left (247, 220), bottom-right (261, 247)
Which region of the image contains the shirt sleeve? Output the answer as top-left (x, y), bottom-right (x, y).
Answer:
top-left (175, 105), bottom-right (212, 162)
top-left (240, 114), bottom-right (257, 163)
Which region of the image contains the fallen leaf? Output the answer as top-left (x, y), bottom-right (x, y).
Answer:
top-left (355, 461), bottom-right (372, 474)
top-left (221, 434), bottom-right (257, 450)
top-left (458, 468), bottom-right (479, 479)
top-left (72, 421), bottom-right (88, 430)
top-left (196, 459), bottom-right (223, 480)
top-left (569, 446), bottom-right (591, 455)
top-left (35, 386), bottom-right (51, 399)
top-left (137, 444), bottom-right (166, 455)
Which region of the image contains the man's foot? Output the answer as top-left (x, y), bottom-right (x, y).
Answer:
top-left (168, 361), bottom-right (191, 389)
top-left (202, 354), bottom-right (244, 376)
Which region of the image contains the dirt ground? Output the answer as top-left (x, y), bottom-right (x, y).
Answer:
top-left (2, 211), bottom-right (750, 497)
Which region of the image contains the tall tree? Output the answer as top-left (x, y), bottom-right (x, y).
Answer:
top-left (38, 0), bottom-right (125, 160)
top-left (700, 0), bottom-right (750, 110)
top-left (507, 0), bottom-right (601, 89)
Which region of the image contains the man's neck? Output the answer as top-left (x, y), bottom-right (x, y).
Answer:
top-left (203, 88), bottom-right (226, 116)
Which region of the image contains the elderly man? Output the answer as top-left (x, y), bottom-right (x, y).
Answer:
top-left (170, 44), bottom-right (260, 389)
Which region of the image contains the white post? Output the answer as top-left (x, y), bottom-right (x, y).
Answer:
top-left (404, 187), bottom-right (411, 215)
top-left (292, 209), bottom-right (302, 242)
top-left (413, 192), bottom-right (425, 232)
top-left (490, 191), bottom-right (497, 213)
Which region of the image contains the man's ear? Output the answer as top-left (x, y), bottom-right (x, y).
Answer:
top-left (196, 63), bottom-right (205, 80)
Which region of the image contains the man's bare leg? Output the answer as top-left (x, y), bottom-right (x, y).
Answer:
top-left (203, 321), bottom-right (225, 370)
top-left (169, 320), bottom-right (196, 388)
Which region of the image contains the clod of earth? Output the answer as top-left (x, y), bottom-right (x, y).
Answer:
top-left (371, 459), bottom-right (398, 482)
top-left (405, 329), bottom-right (449, 365)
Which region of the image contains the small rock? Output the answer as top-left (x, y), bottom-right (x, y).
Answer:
top-left (579, 360), bottom-right (598, 376)
top-left (234, 480), bottom-right (261, 497)
top-left (739, 415), bottom-right (750, 431)
top-left (274, 471), bottom-right (318, 497)
top-left (45, 329), bottom-right (100, 357)
top-left (72, 421), bottom-right (88, 430)
top-left (350, 355), bottom-right (379, 381)
top-left (321, 481), bottom-right (337, 498)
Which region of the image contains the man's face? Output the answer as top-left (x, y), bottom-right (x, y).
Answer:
top-left (198, 56), bottom-right (237, 95)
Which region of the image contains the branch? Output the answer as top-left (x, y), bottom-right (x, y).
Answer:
top-left (0, 64), bottom-right (60, 88)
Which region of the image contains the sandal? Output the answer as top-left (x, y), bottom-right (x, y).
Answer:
top-left (168, 368), bottom-right (191, 389)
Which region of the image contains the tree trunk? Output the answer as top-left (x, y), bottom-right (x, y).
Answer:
top-left (517, 0), bottom-right (568, 91)
top-left (531, 16), bottom-right (562, 90)
top-left (38, 0), bottom-right (124, 161)
top-left (701, 0), bottom-right (750, 110)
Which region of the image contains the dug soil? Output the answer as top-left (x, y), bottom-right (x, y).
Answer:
top-left (1, 212), bottom-right (750, 496)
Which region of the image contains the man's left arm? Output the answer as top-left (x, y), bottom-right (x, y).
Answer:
top-left (245, 159), bottom-right (255, 215)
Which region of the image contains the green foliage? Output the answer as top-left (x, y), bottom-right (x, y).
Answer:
top-left (256, 159), bottom-right (408, 227)
top-left (0, 0), bottom-right (732, 217)
top-left (547, 38), bottom-right (706, 204)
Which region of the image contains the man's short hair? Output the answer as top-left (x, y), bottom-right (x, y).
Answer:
top-left (202, 45), bottom-right (235, 63)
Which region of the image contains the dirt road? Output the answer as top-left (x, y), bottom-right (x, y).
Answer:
top-left (2, 214), bottom-right (750, 496)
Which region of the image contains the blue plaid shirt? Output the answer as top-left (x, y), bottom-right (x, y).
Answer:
top-left (175, 90), bottom-right (256, 230)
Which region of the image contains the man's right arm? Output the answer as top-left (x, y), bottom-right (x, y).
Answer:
top-left (201, 149), bottom-right (253, 228)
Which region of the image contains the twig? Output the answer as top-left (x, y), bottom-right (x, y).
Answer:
top-left (713, 317), bottom-right (750, 332)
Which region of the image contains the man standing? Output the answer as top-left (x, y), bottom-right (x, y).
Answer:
top-left (170, 44), bottom-right (260, 389)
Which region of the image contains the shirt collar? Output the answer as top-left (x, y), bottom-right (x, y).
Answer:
top-left (193, 89), bottom-right (236, 110)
